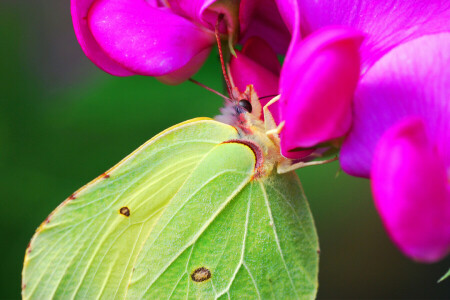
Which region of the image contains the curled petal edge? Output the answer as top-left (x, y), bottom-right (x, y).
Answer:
top-left (71, 0), bottom-right (135, 76)
top-left (87, 0), bottom-right (215, 78)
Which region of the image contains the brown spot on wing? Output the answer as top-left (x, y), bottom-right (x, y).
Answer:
top-left (119, 206), bottom-right (130, 217)
top-left (191, 267), bottom-right (211, 282)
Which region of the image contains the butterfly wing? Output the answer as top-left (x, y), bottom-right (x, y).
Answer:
top-left (127, 170), bottom-right (318, 299)
top-left (23, 118), bottom-right (318, 299)
top-left (22, 118), bottom-right (241, 299)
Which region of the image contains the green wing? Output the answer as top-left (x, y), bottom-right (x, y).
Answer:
top-left (22, 118), bottom-right (318, 299)
top-left (133, 171), bottom-right (319, 300)
top-left (22, 118), bottom-right (240, 299)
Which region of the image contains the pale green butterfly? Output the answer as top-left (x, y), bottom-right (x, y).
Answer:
top-left (22, 83), bottom-right (321, 299)
top-left (22, 33), bottom-right (326, 298)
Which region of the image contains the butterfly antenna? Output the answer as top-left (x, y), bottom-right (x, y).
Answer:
top-left (188, 78), bottom-right (232, 102)
top-left (215, 14), bottom-right (233, 98)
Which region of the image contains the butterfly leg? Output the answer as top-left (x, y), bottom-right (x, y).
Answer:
top-left (263, 95), bottom-right (283, 146)
top-left (263, 95), bottom-right (280, 131)
top-left (277, 156), bottom-right (338, 174)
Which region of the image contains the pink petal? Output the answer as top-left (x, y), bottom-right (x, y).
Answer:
top-left (340, 33), bottom-right (450, 177)
top-left (371, 117), bottom-right (450, 262)
top-left (279, 26), bottom-right (364, 157)
top-left (229, 37), bottom-right (280, 121)
top-left (273, 0), bottom-right (300, 36)
top-left (71, 0), bottom-right (134, 76)
top-left (298, 0), bottom-right (450, 72)
top-left (239, 0), bottom-right (292, 54)
top-left (241, 37), bottom-right (281, 75)
top-left (88, 0), bottom-right (215, 77)
top-left (168, 0), bottom-right (240, 39)
top-left (167, 0), bottom-right (216, 23)
top-left (229, 37), bottom-right (280, 96)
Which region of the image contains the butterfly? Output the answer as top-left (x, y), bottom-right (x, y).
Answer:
top-left (22, 20), bottom-right (321, 300)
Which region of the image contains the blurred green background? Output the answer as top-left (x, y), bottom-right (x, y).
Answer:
top-left (1, 1), bottom-right (449, 299)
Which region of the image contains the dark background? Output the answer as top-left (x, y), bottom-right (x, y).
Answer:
top-left (1, 1), bottom-right (449, 299)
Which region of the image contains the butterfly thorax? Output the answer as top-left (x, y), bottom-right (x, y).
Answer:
top-left (215, 85), bottom-right (283, 179)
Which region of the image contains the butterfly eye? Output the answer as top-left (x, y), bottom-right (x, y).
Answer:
top-left (238, 99), bottom-right (252, 113)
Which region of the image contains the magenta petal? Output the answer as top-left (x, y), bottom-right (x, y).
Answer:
top-left (168, 0), bottom-right (241, 39)
top-left (229, 53), bottom-right (279, 99)
top-left (71, 0), bottom-right (134, 76)
top-left (273, 0), bottom-right (299, 35)
top-left (241, 37), bottom-right (281, 75)
top-left (239, 0), bottom-right (291, 54)
top-left (240, 0), bottom-right (299, 35)
top-left (279, 27), bottom-right (364, 156)
top-left (298, 0), bottom-right (450, 72)
top-left (167, 0), bottom-right (215, 21)
top-left (340, 33), bottom-right (450, 178)
top-left (167, 0), bottom-right (220, 30)
top-left (229, 50), bottom-right (280, 123)
top-left (229, 37), bottom-right (280, 98)
top-left (88, 0), bottom-right (214, 77)
top-left (230, 52), bottom-right (278, 97)
top-left (371, 117), bottom-right (450, 262)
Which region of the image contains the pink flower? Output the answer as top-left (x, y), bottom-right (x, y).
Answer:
top-left (230, 0), bottom-right (450, 262)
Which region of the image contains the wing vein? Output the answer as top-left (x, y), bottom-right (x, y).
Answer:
top-left (215, 183), bottom-right (253, 298)
top-left (259, 182), bottom-right (301, 297)
top-left (72, 215), bottom-right (122, 299)
top-left (264, 183), bottom-right (316, 250)
top-left (27, 217), bottom-right (98, 299)
top-left (138, 170), bottom-right (251, 295)
top-left (167, 272), bottom-right (186, 300)
top-left (243, 261), bottom-right (261, 300)
top-left (185, 246), bottom-right (194, 300)
top-left (112, 224), bottom-right (144, 299)
top-left (29, 217), bottom-right (98, 299)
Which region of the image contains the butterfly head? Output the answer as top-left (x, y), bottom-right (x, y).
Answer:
top-left (214, 84), bottom-right (266, 137)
